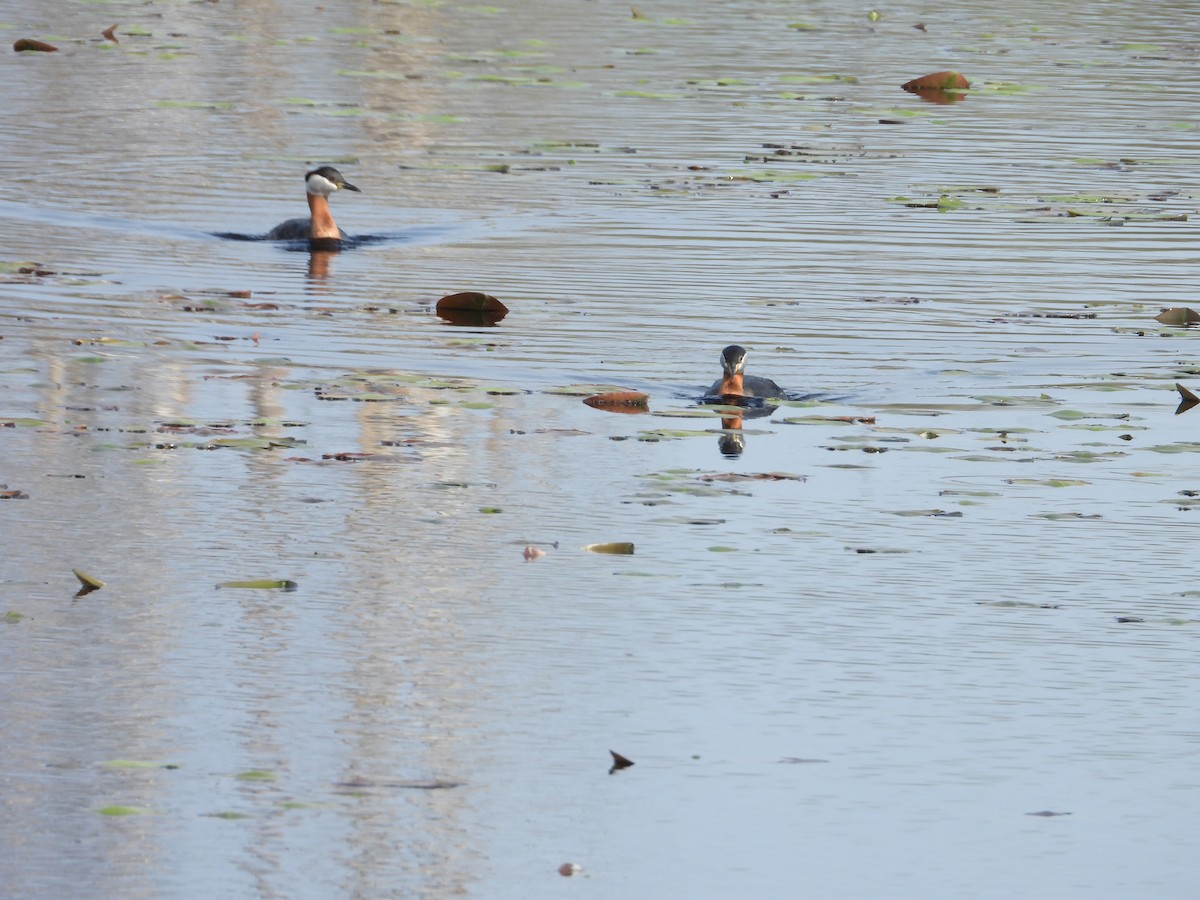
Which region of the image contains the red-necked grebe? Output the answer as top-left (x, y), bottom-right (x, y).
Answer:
top-left (265, 166), bottom-right (360, 243)
top-left (708, 344), bottom-right (786, 399)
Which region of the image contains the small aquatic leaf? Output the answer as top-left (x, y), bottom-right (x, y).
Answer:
top-left (73, 569), bottom-right (105, 593)
top-left (100, 760), bottom-right (178, 769)
top-left (205, 811), bottom-right (252, 819)
top-left (216, 580), bottom-right (298, 591)
top-left (13, 38), bottom-right (58, 52)
top-left (583, 391), bottom-right (650, 411)
top-left (97, 806), bottom-right (149, 816)
top-left (609, 750), bottom-right (635, 772)
top-left (1155, 307), bottom-right (1200, 326)
top-left (235, 770), bottom-right (275, 781)
top-left (1007, 478), bottom-right (1089, 487)
top-left (902, 71), bottom-right (969, 92)
top-left (585, 542), bottom-right (635, 554)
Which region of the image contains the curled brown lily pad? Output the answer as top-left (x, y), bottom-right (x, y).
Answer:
top-left (435, 291), bottom-right (508, 326)
top-left (583, 390), bottom-right (650, 412)
top-left (1155, 307), bottom-right (1200, 326)
top-left (901, 71), bottom-right (969, 92)
top-left (13, 38), bottom-right (58, 52)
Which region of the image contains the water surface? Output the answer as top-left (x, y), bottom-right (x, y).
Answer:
top-left (2, 1), bottom-right (1199, 897)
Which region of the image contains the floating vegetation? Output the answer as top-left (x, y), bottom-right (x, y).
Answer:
top-left (216, 580), bottom-right (299, 591)
top-left (585, 542), bottom-right (635, 555)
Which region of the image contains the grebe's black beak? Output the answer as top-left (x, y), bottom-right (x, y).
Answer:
top-left (720, 344), bottom-right (747, 376)
top-left (340, 180), bottom-right (361, 193)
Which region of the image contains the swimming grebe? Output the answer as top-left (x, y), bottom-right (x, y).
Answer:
top-left (708, 344), bottom-right (786, 399)
top-left (265, 166), bottom-right (360, 245)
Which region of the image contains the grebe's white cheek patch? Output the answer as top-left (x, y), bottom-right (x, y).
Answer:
top-left (305, 173), bottom-right (337, 196)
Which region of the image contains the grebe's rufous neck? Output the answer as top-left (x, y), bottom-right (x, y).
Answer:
top-left (265, 166), bottom-right (361, 246)
top-left (708, 344), bottom-right (787, 399)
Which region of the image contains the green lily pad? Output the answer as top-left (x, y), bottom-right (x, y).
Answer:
top-left (235, 770), bottom-right (276, 781)
top-left (216, 580), bottom-right (298, 591)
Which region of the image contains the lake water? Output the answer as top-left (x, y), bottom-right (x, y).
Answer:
top-left (2, 1), bottom-right (1199, 897)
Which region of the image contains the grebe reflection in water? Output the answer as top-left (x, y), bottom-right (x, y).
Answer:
top-left (265, 166), bottom-right (360, 250)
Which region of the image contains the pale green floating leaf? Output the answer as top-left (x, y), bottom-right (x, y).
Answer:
top-left (478, 507), bottom-right (503, 514)
top-left (786, 21), bottom-right (818, 30)
top-left (337, 69), bottom-right (410, 79)
top-left (216, 580), bottom-right (299, 591)
top-left (205, 811), bottom-right (252, 819)
top-left (708, 546), bottom-right (738, 552)
top-left (614, 90), bottom-right (682, 100)
top-left (737, 170), bottom-right (823, 183)
top-left (235, 770), bottom-right (276, 781)
top-left (1032, 512), bottom-right (1102, 520)
top-left (97, 806), bottom-right (149, 816)
top-left (5, 611), bottom-right (25, 624)
top-left (977, 600), bottom-right (1059, 609)
top-left (637, 429), bottom-right (714, 440)
top-left (154, 100), bottom-right (234, 110)
top-left (1007, 478), bottom-right (1089, 487)
top-left (1048, 410), bottom-right (1088, 420)
top-left (73, 569), bottom-right (105, 591)
top-left (99, 760), bottom-right (177, 769)
top-left (653, 408), bottom-right (726, 418)
top-left (1147, 443), bottom-right (1200, 454)
top-left (331, 26), bottom-right (376, 34)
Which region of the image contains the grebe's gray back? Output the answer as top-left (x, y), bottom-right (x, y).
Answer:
top-left (266, 166), bottom-right (360, 243)
top-left (708, 344), bottom-right (786, 399)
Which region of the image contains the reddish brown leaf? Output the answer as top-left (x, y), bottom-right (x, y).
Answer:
top-left (582, 391), bottom-right (650, 411)
top-left (13, 38), bottom-right (58, 52)
top-left (901, 71), bottom-right (969, 92)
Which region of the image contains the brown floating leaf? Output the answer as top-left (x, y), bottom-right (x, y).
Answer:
top-left (1176, 383), bottom-right (1199, 416)
top-left (13, 38), bottom-right (59, 52)
top-left (609, 750), bottom-right (635, 772)
top-left (583, 390), bottom-right (650, 412)
top-left (102, 24), bottom-right (119, 43)
top-left (1155, 306), bottom-right (1200, 326)
top-left (73, 569), bottom-right (105, 597)
top-left (585, 542), bottom-right (634, 555)
top-left (558, 863), bottom-right (583, 877)
top-left (901, 70), bottom-right (969, 92)
top-left (435, 291), bottom-right (507, 313)
top-left (699, 472), bottom-right (806, 482)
